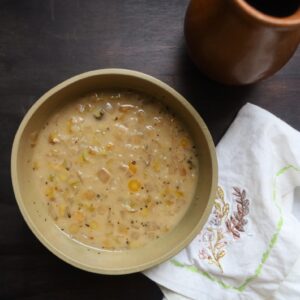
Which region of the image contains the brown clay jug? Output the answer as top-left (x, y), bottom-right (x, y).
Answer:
top-left (184, 0), bottom-right (300, 85)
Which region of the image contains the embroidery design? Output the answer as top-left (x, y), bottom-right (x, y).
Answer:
top-left (171, 165), bottom-right (300, 292)
top-left (226, 187), bottom-right (250, 239)
top-left (198, 186), bottom-right (249, 273)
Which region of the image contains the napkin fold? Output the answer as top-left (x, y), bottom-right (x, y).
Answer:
top-left (144, 103), bottom-right (300, 300)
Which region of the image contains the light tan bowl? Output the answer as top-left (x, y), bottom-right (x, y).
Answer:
top-left (11, 69), bottom-right (217, 274)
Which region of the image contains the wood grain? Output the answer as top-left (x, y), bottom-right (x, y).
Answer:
top-left (0, 0), bottom-right (299, 299)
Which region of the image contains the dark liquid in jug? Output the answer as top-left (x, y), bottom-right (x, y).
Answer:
top-left (245, 0), bottom-right (300, 17)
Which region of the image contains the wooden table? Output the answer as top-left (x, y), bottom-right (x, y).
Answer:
top-left (1, 0), bottom-right (299, 299)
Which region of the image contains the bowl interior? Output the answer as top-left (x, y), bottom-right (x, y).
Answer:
top-left (12, 70), bottom-right (217, 274)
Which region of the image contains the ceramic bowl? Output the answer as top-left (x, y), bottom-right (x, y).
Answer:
top-left (11, 69), bottom-right (217, 274)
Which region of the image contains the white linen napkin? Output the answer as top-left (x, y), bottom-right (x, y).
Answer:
top-left (144, 103), bottom-right (300, 300)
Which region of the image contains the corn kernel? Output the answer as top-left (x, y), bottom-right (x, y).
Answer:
top-left (66, 119), bottom-right (73, 133)
top-left (176, 190), bottom-right (184, 197)
top-left (165, 200), bottom-right (174, 206)
top-left (180, 138), bottom-right (189, 148)
top-left (73, 211), bottom-right (85, 223)
top-left (140, 207), bottom-right (149, 217)
top-left (45, 186), bottom-right (55, 200)
top-left (128, 179), bottom-right (141, 192)
top-left (80, 149), bottom-right (89, 162)
top-left (87, 204), bottom-right (95, 212)
top-left (48, 174), bottom-right (55, 182)
top-left (58, 204), bottom-right (66, 217)
top-left (118, 224), bottom-right (128, 234)
top-left (69, 223), bottom-right (80, 234)
top-left (58, 169), bottom-right (69, 181)
top-left (102, 239), bottom-right (112, 248)
top-left (128, 162), bottom-right (137, 174)
top-left (152, 161), bottom-right (160, 172)
top-left (83, 190), bottom-right (96, 200)
top-left (68, 177), bottom-right (80, 187)
top-left (129, 240), bottom-right (141, 249)
top-left (90, 220), bottom-right (98, 230)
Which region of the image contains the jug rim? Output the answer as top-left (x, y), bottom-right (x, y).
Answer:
top-left (233, 0), bottom-right (300, 27)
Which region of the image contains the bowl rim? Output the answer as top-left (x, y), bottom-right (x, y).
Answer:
top-left (11, 68), bottom-right (218, 274)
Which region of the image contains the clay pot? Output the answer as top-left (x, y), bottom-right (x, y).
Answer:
top-left (184, 0), bottom-right (300, 85)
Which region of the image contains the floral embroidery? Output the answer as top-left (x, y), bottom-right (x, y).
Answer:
top-left (198, 186), bottom-right (250, 273)
top-left (226, 187), bottom-right (250, 239)
top-left (199, 229), bottom-right (227, 273)
top-left (172, 165), bottom-right (299, 291)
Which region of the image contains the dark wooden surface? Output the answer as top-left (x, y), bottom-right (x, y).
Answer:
top-left (0, 0), bottom-right (299, 299)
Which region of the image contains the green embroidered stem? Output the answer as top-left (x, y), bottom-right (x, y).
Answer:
top-left (171, 165), bottom-right (300, 292)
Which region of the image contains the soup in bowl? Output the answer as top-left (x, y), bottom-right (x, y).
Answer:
top-left (11, 69), bottom-right (217, 274)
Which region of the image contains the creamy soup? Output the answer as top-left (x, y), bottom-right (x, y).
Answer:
top-left (31, 90), bottom-right (198, 250)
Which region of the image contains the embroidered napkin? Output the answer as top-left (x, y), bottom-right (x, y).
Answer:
top-left (144, 103), bottom-right (300, 300)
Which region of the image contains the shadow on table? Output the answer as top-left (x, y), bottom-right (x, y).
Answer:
top-left (174, 44), bottom-right (258, 143)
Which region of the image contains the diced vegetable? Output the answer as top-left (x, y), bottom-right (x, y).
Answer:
top-left (72, 211), bottom-right (85, 223)
top-left (179, 167), bottom-right (187, 176)
top-left (128, 161), bottom-right (137, 174)
top-left (68, 177), bottom-right (80, 188)
top-left (128, 179), bottom-right (141, 192)
top-left (180, 138), bottom-right (189, 148)
top-left (93, 107), bottom-right (105, 120)
top-left (176, 190), bottom-right (184, 197)
top-left (90, 220), bottom-right (99, 230)
top-left (80, 149), bottom-right (90, 163)
top-left (58, 204), bottom-right (66, 217)
top-left (48, 132), bottom-right (60, 144)
top-left (97, 168), bottom-right (111, 183)
top-left (118, 104), bottom-right (135, 112)
top-left (83, 190), bottom-right (96, 200)
top-left (105, 142), bottom-right (114, 151)
top-left (69, 223), bottom-right (80, 234)
top-left (45, 186), bottom-right (55, 200)
top-left (122, 203), bottom-right (137, 212)
top-left (58, 169), bottom-right (69, 181)
top-left (152, 160), bottom-right (160, 172)
top-left (118, 224), bottom-right (128, 234)
top-left (165, 200), bottom-right (174, 206)
top-left (30, 131), bottom-right (38, 147)
top-left (140, 207), bottom-right (149, 217)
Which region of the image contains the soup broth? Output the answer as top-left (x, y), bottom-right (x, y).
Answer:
top-left (31, 90), bottom-right (199, 250)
